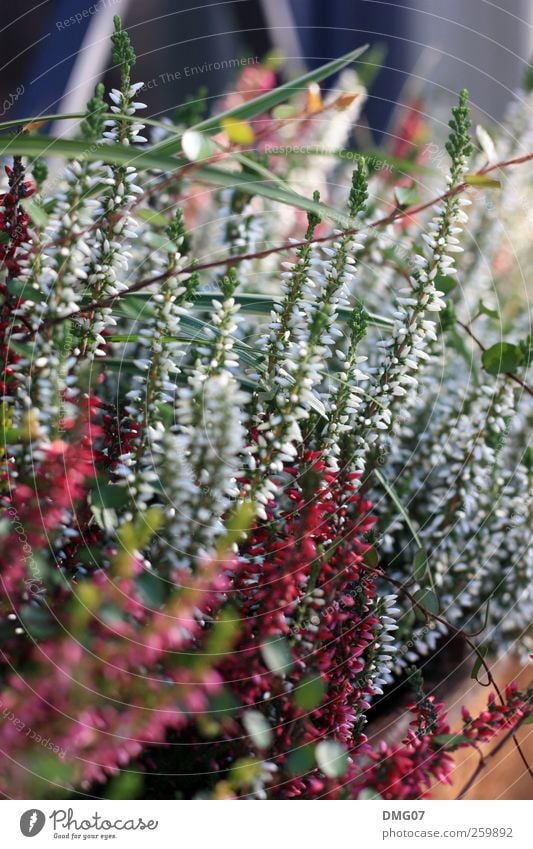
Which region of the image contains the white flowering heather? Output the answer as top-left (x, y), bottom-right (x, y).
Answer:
top-left (422, 380), bottom-right (514, 568)
top-left (217, 187), bottom-right (263, 271)
top-left (121, 214), bottom-right (196, 510)
top-left (161, 372), bottom-right (247, 570)
top-left (376, 368), bottom-right (531, 660)
top-left (81, 20), bottom-right (146, 360)
top-left (420, 380), bottom-right (528, 638)
top-left (248, 165), bottom-right (369, 506)
top-left (9, 91), bottom-right (111, 436)
top-left (321, 298), bottom-right (369, 472)
top-left (481, 457), bottom-right (532, 655)
top-left (349, 91), bottom-right (474, 480)
top-left (154, 268), bottom-right (247, 567)
top-left (366, 594), bottom-right (401, 695)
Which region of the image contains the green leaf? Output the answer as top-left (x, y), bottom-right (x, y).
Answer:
top-left (273, 145), bottom-right (434, 175)
top-left (394, 185), bottom-right (420, 208)
top-left (433, 733), bottom-right (471, 750)
top-left (124, 291), bottom-right (395, 330)
top-left (7, 279), bottom-right (47, 303)
top-left (435, 274), bottom-right (457, 295)
top-left (142, 232), bottom-right (174, 252)
top-left (192, 164), bottom-right (354, 229)
top-left (373, 469), bottom-right (422, 549)
top-left (260, 635), bottom-right (294, 675)
top-left (356, 42), bottom-right (388, 88)
top-left (203, 607), bottom-right (240, 657)
top-left (362, 546), bottom-right (380, 568)
top-left (105, 772), bottom-right (143, 800)
top-left (518, 334), bottom-right (533, 368)
top-left (286, 744), bottom-right (316, 776)
top-left (181, 129), bottom-right (217, 162)
top-left (207, 688), bottom-right (239, 718)
top-left (478, 300), bottom-right (499, 320)
top-left (227, 757), bottom-right (262, 790)
top-left (358, 788), bottom-right (383, 799)
top-left (482, 342), bottom-right (523, 375)
top-left (91, 483), bottom-right (129, 509)
top-left (19, 605), bottom-right (58, 639)
top-left (21, 197), bottom-right (48, 228)
top-left (0, 111), bottom-right (85, 132)
top-left (136, 207), bottom-right (170, 229)
top-left (413, 548), bottom-right (428, 582)
top-left (470, 644), bottom-right (489, 681)
top-left (294, 676), bottom-right (327, 711)
top-left (136, 571), bottom-right (168, 608)
top-left (375, 470), bottom-right (438, 599)
top-left (414, 588), bottom-right (439, 615)
top-left (0, 135), bottom-right (353, 228)
top-left (465, 174), bottom-right (501, 188)
top-left (315, 740), bottom-right (348, 778)
top-left (525, 62), bottom-right (533, 93)
top-left (216, 501), bottom-right (255, 553)
top-left (242, 710), bottom-right (273, 750)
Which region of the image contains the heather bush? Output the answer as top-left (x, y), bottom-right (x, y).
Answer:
top-left (0, 20), bottom-right (531, 799)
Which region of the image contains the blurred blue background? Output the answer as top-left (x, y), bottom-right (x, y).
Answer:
top-left (1, 0), bottom-right (531, 137)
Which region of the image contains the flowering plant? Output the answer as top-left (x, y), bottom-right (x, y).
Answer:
top-left (0, 20), bottom-right (531, 800)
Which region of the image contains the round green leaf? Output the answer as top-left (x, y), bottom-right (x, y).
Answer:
top-left (414, 588), bottom-right (439, 615)
top-left (242, 710), bottom-right (273, 750)
top-left (315, 740), bottom-right (348, 778)
top-left (294, 676), bottom-right (327, 711)
top-left (482, 342), bottom-right (523, 375)
top-left (358, 788), bottom-right (383, 799)
top-left (413, 548), bottom-right (428, 582)
top-left (260, 635), bottom-right (294, 675)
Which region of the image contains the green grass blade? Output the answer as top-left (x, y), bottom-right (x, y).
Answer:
top-left (0, 135), bottom-right (353, 227)
top-left (121, 292), bottom-right (394, 329)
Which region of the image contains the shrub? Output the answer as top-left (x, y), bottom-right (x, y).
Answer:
top-left (0, 20), bottom-right (531, 799)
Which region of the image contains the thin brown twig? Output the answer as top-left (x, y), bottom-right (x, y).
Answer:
top-left (360, 563), bottom-right (500, 694)
top-left (359, 562), bottom-right (533, 787)
top-left (37, 150), bottom-right (533, 330)
top-left (457, 320), bottom-right (533, 397)
top-left (455, 712), bottom-right (532, 799)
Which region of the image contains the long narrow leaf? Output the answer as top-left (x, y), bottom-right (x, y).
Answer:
top-left (373, 469), bottom-right (438, 597)
top-left (122, 292), bottom-right (395, 329)
top-left (0, 135), bottom-right (353, 227)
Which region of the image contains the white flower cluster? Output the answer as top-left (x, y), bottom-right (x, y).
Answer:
top-left (377, 372), bottom-right (531, 659)
top-left (121, 245), bottom-right (192, 511)
top-left (162, 372), bottom-right (247, 570)
top-left (12, 157), bottom-right (105, 435)
top-left (349, 188), bottom-right (472, 479)
top-left (82, 82), bottom-right (146, 359)
top-left (153, 280), bottom-right (248, 568)
top-left (367, 594), bottom-right (401, 696)
top-left (249, 226), bottom-right (366, 510)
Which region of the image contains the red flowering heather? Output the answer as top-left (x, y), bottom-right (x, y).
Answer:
top-left (0, 158), bottom-right (34, 414)
top-left (0, 396), bottom-right (99, 605)
top-left (184, 453), bottom-right (388, 797)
